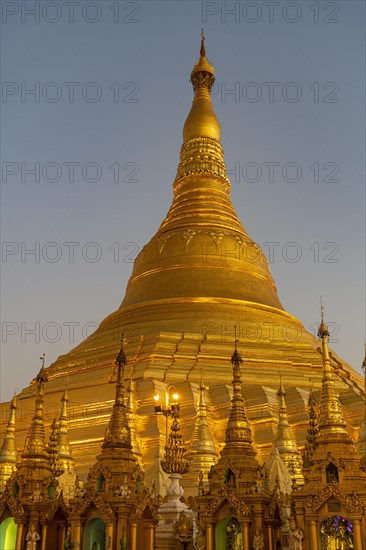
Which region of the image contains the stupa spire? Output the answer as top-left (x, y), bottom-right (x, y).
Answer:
top-left (221, 339), bottom-right (253, 455)
top-left (126, 367), bottom-right (142, 463)
top-left (0, 394), bottom-right (18, 491)
top-left (274, 378), bottom-right (304, 486)
top-left (200, 28), bottom-right (206, 57)
top-left (187, 372), bottom-right (217, 486)
top-left (302, 386), bottom-right (318, 466)
top-left (182, 30), bottom-right (218, 143)
top-left (21, 354), bottom-right (51, 468)
top-left (47, 417), bottom-right (64, 477)
top-left (102, 336), bottom-right (132, 450)
top-left (57, 388), bottom-right (75, 470)
top-left (316, 306), bottom-right (351, 443)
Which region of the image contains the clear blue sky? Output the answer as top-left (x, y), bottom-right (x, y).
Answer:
top-left (1, 1), bottom-right (365, 401)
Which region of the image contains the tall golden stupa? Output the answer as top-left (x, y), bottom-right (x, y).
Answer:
top-left (1, 34), bottom-right (364, 496)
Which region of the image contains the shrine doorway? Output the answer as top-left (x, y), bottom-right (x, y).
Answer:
top-left (215, 517), bottom-right (243, 550)
top-left (82, 517), bottom-right (106, 550)
top-left (0, 517), bottom-right (17, 550)
top-left (320, 516), bottom-right (354, 550)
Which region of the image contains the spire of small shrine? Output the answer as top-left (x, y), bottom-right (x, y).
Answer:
top-left (221, 337), bottom-right (253, 456)
top-left (102, 336), bottom-right (132, 450)
top-left (21, 355), bottom-right (51, 469)
top-left (56, 388), bottom-right (75, 471)
top-left (303, 386), bottom-right (318, 466)
top-left (317, 305), bottom-right (351, 443)
top-left (0, 394), bottom-right (18, 491)
top-left (274, 377), bottom-right (304, 485)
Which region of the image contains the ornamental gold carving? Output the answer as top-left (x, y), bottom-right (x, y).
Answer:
top-left (201, 486), bottom-right (249, 518)
top-left (305, 483), bottom-right (361, 513)
top-left (0, 493), bottom-right (24, 521)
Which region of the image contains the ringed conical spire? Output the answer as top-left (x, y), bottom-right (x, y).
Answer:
top-left (102, 336), bottom-right (132, 450)
top-left (221, 340), bottom-right (253, 455)
top-left (274, 378), bottom-right (304, 486)
top-left (21, 355), bottom-right (51, 469)
top-left (317, 307), bottom-right (351, 444)
top-left (0, 394), bottom-right (17, 491)
top-left (302, 386), bottom-right (318, 466)
top-left (190, 374), bottom-right (216, 457)
top-left (57, 388), bottom-right (75, 471)
top-left (187, 373), bottom-right (217, 491)
top-left (47, 417), bottom-right (64, 477)
top-left (126, 369), bottom-right (142, 464)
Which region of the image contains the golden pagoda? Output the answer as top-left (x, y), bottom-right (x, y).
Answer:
top-left (68, 339), bottom-right (158, 550)
top-left (0, 356), bottom-right (70, 550)
top-left (294, 310), bottom-right (366, 549)
top-left (1, 33), bottom-right (365, 549)
top-left (195, 342), bottom-right (270, 550)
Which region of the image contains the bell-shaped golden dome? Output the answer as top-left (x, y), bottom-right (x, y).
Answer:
top-left (120, 34), bottom-right (282, 312)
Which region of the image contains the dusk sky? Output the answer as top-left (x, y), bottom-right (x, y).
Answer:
top-left (1, 1), bottom-right (365, 402)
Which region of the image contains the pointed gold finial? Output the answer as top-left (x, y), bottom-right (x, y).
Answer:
top-left (317, 298), bottom-right (329, 340)
top-left (277, 375), bottom-right (286, 410)
top-left (200, 28), bottom-right (206, 57)
top-left (114, 333), bottom-right (127, 406)
top-left (116, 333), bottom-right (127, 367)
top-left (231, 327), bottom-right (242, 364)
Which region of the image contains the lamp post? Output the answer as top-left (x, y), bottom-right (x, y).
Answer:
top-left (154, 386), bottom-right (191, 549)
top-left (153, 386), bottom-right (180, 446)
